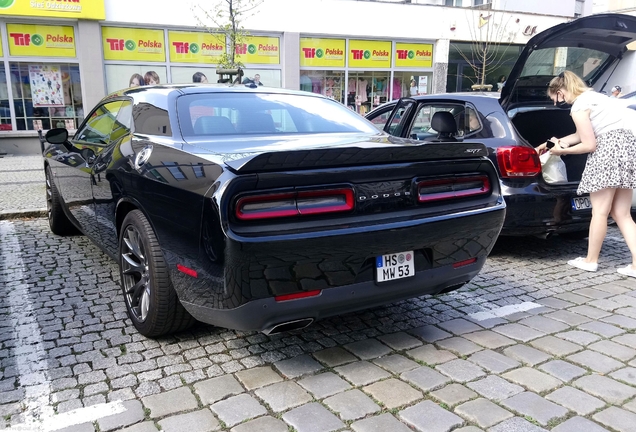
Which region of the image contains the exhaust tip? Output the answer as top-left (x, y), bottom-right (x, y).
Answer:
top-left (263, 318), bottom-right (314, 335)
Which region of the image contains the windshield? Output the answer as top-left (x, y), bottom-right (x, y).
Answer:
top-left (520, 47), bottom-right (610, 81)
top-left (177, 92), bottom-right (378, 138)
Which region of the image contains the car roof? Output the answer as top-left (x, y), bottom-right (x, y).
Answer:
top-left (109, 83), bottom-right (325, 99)
top-left (369, 92), bottom-right (500, 112)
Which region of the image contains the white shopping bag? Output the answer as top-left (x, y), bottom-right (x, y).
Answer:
top-left (539, 152), bottom-right (568, 184)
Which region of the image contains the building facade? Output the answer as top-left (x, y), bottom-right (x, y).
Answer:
top-left (0, 0), bottom-right (574, 153)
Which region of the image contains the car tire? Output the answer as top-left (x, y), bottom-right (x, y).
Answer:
top-left (119, 209), bottom-right (195, 337)
top-left (560, 230), bottom-right (589, 240)
top-left (45, 165), bottom-right (78, 236)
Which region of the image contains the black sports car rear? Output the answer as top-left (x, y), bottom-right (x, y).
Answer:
top-left (42, 85), bottom-right (505, 337)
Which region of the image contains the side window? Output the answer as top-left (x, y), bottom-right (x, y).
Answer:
top-left (409, 103), bottom-right (481, 140)
top-left (75, 101), bottom-right (124, 144)
top-left (134, 102), bottom-right (172, 136)
top-left (367, 107), bottom-right (393, 131)
top-left (465, 106), bottom-right (482, 135)
top-left (110, 101), bottom-right (133, 142)
top-left (386, 100), bottom-right (416, 136)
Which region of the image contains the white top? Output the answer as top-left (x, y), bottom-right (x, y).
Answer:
top-left (571, 90), bottom-right (636, 137)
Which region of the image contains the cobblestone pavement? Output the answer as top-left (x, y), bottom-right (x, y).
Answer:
top-left (0, 156), bottom-right (46, 219)
top-left (3, 216), bottom-right (636, 431)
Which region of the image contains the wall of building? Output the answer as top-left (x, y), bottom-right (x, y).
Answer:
top-left (106, 0), bottom-right (568, 45)
top-left (492, 0), bottom-right (578, 17)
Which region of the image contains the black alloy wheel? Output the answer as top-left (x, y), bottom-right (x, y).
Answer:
top-left (119, 210), bottom-right (195, 337)
top-left (45, 165), bottom-right (77, 235)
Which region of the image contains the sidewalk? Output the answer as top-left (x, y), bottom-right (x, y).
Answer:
top-left (0, 154), bottom-right (47, 220)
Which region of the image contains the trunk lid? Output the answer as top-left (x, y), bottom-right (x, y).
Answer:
top-left (500, 13), bottom-right (636, 111)
top-left (183, 133), bottom-right (489, 173)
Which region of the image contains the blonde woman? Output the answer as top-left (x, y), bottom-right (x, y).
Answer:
top-left (536, 71), bottom-right (636, 276)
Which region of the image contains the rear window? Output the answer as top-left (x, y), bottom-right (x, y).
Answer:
top-left (520, 47), bottom-right (610, 82)
top-left (177, 92), bottom-right (378, 137)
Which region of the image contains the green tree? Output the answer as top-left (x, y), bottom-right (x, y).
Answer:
top-left (193, 0), bottom-right (263, 69)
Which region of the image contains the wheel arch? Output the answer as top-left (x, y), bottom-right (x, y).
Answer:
top-left (116, 198), bottom-right (146, 239)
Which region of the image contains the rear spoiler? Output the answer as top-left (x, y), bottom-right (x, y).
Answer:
top-left (224, 142), bottom-right (489, 173)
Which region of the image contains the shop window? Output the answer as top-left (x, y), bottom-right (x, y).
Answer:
top-left (171, 67), bottom-right (218, 84)
top-left (0, 64), bottom-right (11, 131)
top-left (9, 62), bottom-right (83, 131)
top-left (105, 65), bottom-right (168, 93)
top-left (346, 71), bottom-right (390, 115)
top-left (393, 72), bottom-right (432, 99)
top-left (300, 70), bottom-right (345, 104)
top-left (241, 69), bottom-right (281, 88)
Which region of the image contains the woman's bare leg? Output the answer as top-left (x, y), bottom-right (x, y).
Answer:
top-left (610, 188), bottom-right (636, 269)
top-left (585, 188), bottom-right (616, 263)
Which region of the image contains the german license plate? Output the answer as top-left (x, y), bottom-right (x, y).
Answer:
top-left (376, 251), bottom-right (415, 282)
top-left (572, 196), bottom-right (592, 211)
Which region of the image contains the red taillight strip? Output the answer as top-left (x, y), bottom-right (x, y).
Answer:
top-left (177, 264), bottom-right (198, 278)
top-left (275, 290), bottom-right (322, 302)
top-left (418, 175), bottom-right (491, 203)
top-left (453, 257), bottom-right (477, 268)
top-left (235, 188), bottom-right (354, 221)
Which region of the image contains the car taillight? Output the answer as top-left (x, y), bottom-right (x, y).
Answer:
top-left (496, 146), bottom-right (541, 178)
top-left (417, 175), bottom-right (491, 203)
top-left (236, 188), bottom-right (354, 220)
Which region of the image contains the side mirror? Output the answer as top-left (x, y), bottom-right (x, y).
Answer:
top-left (45, 128), bottom-right (69, 145)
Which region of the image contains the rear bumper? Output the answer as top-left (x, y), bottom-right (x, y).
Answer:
top-left (501, 182), bottom-right (592, 236)
top-left (182, 256), bottom-right (486, 332)
top-left (174, 204), bottom-right (505, 332)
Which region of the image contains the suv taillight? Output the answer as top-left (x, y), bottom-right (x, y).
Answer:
top-left (236, 188), bottom-right (354, 221)
top-left (496, 146), bottom-right (541, 178)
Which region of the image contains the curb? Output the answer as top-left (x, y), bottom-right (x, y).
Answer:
top-left (0, 209), bottom-right (47, 220)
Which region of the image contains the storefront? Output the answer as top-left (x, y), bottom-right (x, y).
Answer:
top-left (102, 27), bottom-right (283, 93)
top-left (299, 37), bottom-right (434, 113)
top-left (0, 0), bottom-right (105, 133)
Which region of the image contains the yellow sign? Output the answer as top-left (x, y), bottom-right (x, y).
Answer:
top-left (102, 27), bottom-right (165, 62)
top-left (0, 0), bottom-right (105, 20)
top-left (7, 24), bottom-right (75, 57)
top-left (0, 32), bottom-right (3, 57)
top-left (348, 40), bottom-right (391, 68)
top-left (300, 38), bottom-right (345, 68)
top-left (235, 36), bottom-right (279, 65)
top-left (168, 31), bottom-right (224, 64)
top-left (395, 43), bottom-right (433, 68)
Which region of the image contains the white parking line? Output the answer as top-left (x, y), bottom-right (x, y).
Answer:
top-left (468, 301), bottom-right (543, 321)
top-left (0, 221), bottom-right (54, 429)
top-left (1, 222), bottom-right (128, 432)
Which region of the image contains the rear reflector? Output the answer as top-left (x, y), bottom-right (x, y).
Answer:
top-left (496, 146), bottom-right (541, 178)
top-left (418, 175), bottom-right (491, 203)
top-left (453, 257), bottom-right (477, 268)
top-left (275, 290), bottom-right (322, 302)
top-left (236, 188), bottom-right (354, 221)
top-left (177, 264), bottom-right (198, 278)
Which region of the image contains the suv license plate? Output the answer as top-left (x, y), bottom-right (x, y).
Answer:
top-left (572, 196), bottom-right (592, 211)
top-left (376, 251), bottom-right (415, 283)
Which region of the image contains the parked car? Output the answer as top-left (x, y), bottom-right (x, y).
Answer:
top-left (367, 13), bottom-right (636, 238)
top-left (42, 85), bottom-right (505, 337)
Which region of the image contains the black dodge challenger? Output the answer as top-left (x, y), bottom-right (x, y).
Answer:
top-left (43, 85), bottom-right (505, 337)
